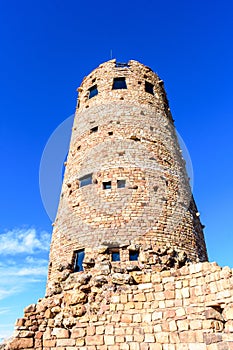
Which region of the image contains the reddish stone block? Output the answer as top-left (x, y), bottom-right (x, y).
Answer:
top-left (43, 339), bottom-right (56, 347)
top-left (71, 326), bottom-right (86, 338)
top-left (15, 318), bottom-right (26, 327)
top-left (86, 335), bottom-right (104, 345)
top-left (134, 293), bottom-right (146, 302)
top-left (10, 338), bottom-right (34, 349)
top-left (87, 325), bottom-right (96, 335)
top-left (121, 314), bottom-right (132, 323)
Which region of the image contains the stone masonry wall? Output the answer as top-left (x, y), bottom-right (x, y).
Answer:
top-left (7, 261), bottom-right (233, 350)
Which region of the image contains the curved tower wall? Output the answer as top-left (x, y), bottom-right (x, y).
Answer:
top-left (47, 59), bottom-right (207, 286)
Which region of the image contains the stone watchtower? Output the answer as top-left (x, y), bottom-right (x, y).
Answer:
top-left (47, 59), bottom-right (208, 292)
top-left (9, 60), bottom-right (233, 350)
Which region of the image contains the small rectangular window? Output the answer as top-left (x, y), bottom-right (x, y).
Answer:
top-left (111, 250), bottom-right (120, 261)
top-left (117, 179), bottom-right (126, 188)
top-left (74, 249), bottom-right (85, 272)
top-left (112, 77), bottom-right (127, 90)
top-left (115, 62), bottom-right (129, 68)
top-left (129, 250), bottom-right (139, 261)
top-left (103, 181), bottom-right (111, 190)
top-left (145, 81), bottom-right (154, 95)
top-left (79, 174), bottom-right (92, 187)
top-left (89, 85), bottom-right (98, 99)
top-left (90, 126), bottom-right (98, 133)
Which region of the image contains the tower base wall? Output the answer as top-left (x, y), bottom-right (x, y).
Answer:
top-left (6, 261), bottom-right (233, 350)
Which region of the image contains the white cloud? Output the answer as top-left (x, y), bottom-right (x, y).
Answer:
top-left (0, 239), bottom-right (49, 301)
top-left (0, 227), bottom-right (51, 342)
top-left (0, 228), bottom-right (51, 255)
top-left (0, 287), bottom-right (21, 301)
top-left (0, 324), bottom-right (15, 342)
top-left (0, 307), bottom-right (11, 315)
top-left (12, 266), bottom-right (48, 276)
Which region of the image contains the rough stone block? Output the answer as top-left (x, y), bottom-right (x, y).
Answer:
top-left (104, 335), bottom-right (115, 345)
top-left (86, 335), bottom-right (104, 345)
top-left (51, 327), bottom-right (70, 338)
top-left (223, 304), bottom-right (233, 321)
top-left (144, 334), bottom-right (155, 342)
top-left (71, 326), bottom-right (86, 338)
top-left (9, 338), bottom-right (34, 349)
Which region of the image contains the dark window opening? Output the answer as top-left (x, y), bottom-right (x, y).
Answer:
top-left (108, 131), bottom-right (113, 136)
top-left (128, 184), bottom-right (138, 190)
top-left (90, 126), bottom-right (98, 133)
top-left (88, 85), bottom-right (98, 99)
top-left (112, 77), bottom-right (127, 90)
top-left (111, 250), bottom-right (120, 261)
top-left (77, 145), bottom-right (81, 150)
top-left (103, 181), bottom-right (111, 190)
top-left (118, 151), bottom-right (125, 156)
top-left (145, 81), bottom-right (154, 95)
top-left (129, 250), bottom-right (139, 261)
top-left (117, 180), bottom-right (126, 188)
top-left (115, 62), bottom-right (129, 68)
top-left (74, 249), bottom-right (85, 272)
top-left (79, 174), bottom-right (92, 187)
top-left (130, 136), bottom-right (140, 142)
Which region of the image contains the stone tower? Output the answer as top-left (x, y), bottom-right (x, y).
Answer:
top-left (8, 60), bottom-right (233, 350)
top-left (47, 59), bottom-right (207, 291)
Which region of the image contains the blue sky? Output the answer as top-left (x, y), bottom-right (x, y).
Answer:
top-left (0, 0), bottom-right (233, 340)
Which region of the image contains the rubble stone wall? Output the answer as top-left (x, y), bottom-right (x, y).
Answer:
top-left (8, 261), bottom-right (233, 350)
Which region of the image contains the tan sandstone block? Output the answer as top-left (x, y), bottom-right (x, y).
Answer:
top-left (104, 335), bottom-right (115, 345)
top-left (105, 324), bottom-right (114, 335)
top-left (225, 320), bottom-right (233, 332)
top-left (52, 327), bottom-right (70, 338)
top-left (43, 339), bottom-right (57, 347)
top-left (134, 293), bottom-right (146, 302)
top-left (56, 338), bottom-right (76, 346)
top-left (71, 326), bottom-right (86, 338)
top-left (86, 335), bottom-right (104, 345)
top-left (10, 338), bottom-right (34, 349)
top-left (177, 320), bottom-right (189, 331)
top-left (75, 338), bottom-right (85, 346)
top-left (223, 304), bottom-right (233, 321)
top-left (155, 332), bottom-right (169, 343)
top-left (121, 314), bottom-right (132, 323)
top-left (116, 335), bottom-right (125, 342)
top-left (144, 334), bottom-right (155, 342)
top-left (148, 345), bottom-right (162, 350)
